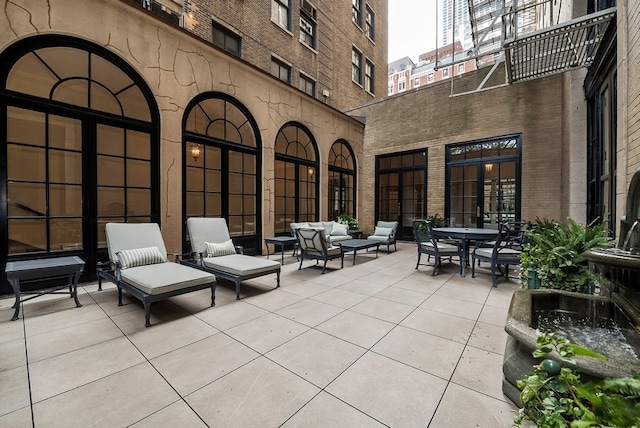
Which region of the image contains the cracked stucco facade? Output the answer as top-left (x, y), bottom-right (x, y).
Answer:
top-left (0, 0), bottom-right (366, 254)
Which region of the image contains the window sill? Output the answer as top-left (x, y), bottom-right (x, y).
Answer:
top-left (271, 20), bottom-right (294, 37)
top-left (299, 41), bottom-right (318, 55)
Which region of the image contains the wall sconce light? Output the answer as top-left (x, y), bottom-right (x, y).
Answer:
top-left (308, 167), bottom-right (314, 176)
top-left (190, 144), bottom-right (201, 162)
top-left (485, 163), bottom-right (493, 172)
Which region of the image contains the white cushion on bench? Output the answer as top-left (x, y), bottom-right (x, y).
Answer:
top-left (120, 262), bottom-right (215, 296)
top-left (203, 254), bottom-right (280, 277)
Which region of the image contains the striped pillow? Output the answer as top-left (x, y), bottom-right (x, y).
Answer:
top-left (116, 246), bottom-right (166, 269)
top-left (205, 239), bottom-right (236, 257)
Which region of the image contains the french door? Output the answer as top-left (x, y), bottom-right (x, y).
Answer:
top-left (376, 150), bottom-right (427, 240)
top-left (446, 137), bottom-right (521, 228)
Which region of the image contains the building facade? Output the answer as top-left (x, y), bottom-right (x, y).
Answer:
top-left (0, 0), bottom-right (369, 293)
top-left (144, 0), bottom-right (388, 111)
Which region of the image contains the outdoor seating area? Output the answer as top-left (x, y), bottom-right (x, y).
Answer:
top-left (1, 241), bottom-right (520, 427)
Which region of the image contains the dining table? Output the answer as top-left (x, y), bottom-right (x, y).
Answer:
top-left (432, 227), bottom-right (499, 277)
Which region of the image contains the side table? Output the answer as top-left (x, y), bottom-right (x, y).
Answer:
top-left (5, 256), bottom-right (85, 321)
top-left (264, 236), bottom-right (298, 264)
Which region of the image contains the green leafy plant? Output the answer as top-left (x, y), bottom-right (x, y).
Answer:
top-left (335, 213), bottom-right (359, 230)
top-left (520, 218), bottom-right (614, 293)
top-left (515, 332), bottom-right (640, 427)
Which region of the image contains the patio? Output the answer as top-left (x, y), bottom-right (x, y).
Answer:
top-left (0, 242), bottom-right (520, 427)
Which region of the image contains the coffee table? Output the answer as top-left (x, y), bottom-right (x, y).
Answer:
top-left (339, 239), bottom-right (380, 265)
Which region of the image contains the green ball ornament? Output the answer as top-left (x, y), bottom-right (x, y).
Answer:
top-left (540, 359), bottom-right (561, 376)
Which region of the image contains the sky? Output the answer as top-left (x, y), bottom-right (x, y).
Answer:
top-left (387, 0), bottom-right (438, 62)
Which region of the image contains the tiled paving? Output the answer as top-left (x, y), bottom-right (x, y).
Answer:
top-left (0, 242), bottom-right (521, 427)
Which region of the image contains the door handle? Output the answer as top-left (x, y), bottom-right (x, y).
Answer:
top-left (476, 206), bottom-right (481, 217)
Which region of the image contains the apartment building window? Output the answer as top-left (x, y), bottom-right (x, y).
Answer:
top-left (299, 74), bottom-right (315, 97)
top-left (414, 77), bottom-right (420, 87)
top-left (365, 60), bottom-right (374, 93)
top-left (352, 48), bottom-right (362, 85)
top-left (458, 63), bottom-right (465, 74)
top-left (212, 21), bottom-right (241, 57)
top-left (271, 57), bottom-right (291, 83)
top-left (442, 68), bottom-right (449, 78)
top-left (428, 73), bottom-right (434, 83)
top-left (271, 0), bottom-right (290, 30)
top-left (398, 79), bottom-right (406, 92)
top-left (352, 0), bottom-right (362, 27)
top-left (388, 84), bottom-right (393, 95)
top-left (299, 0), bottom-right (317, 49)
top-left (365, 5), bottom-right (375, 40)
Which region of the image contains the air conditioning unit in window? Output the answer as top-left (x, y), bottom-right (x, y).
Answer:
top-left (301, 0), bottom-right (317, 20)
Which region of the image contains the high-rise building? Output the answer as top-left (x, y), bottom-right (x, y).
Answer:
top-left (437, 0), bottom-right (472, 49)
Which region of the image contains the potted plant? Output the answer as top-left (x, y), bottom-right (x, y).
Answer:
top-left (520, 218), bottom-right (614, 293)
top-left (335, 213), bottom-right (359, 231)
top-left (515, 332), bottom-right (640, 427)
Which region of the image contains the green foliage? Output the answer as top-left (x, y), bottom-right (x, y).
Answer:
top-left (515, 332), bottom-right (640, 427)
top-left (335, 213), bottom-right (359, 230)
top-left (426, 213), bottom-right (447, 228)
top-left (520, 218), bottom-right (615, 294)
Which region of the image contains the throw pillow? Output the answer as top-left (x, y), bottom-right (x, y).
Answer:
top-left (374, 226), bottom-right (393, 237)
top-left (331, 222), bottom-right (349, 236)
top-left (205, 239), bottom-right (237, 257)
top-left (116, 246), bottom-right (166, 269)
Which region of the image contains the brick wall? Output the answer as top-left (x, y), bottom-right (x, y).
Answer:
top-left (184, 0), bottom-right (388, 111)
top-left (626, 0), bottom-right (640, 182)
top-left (346, 67), bottom-right (566, 232)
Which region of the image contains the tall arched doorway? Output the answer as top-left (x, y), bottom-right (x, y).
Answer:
top-left (0, 35), bottom-right (159, 293)
top-left (183, 93), bottom-right (262, 254)
top-left (328, 139), bottom-right (356, 220)
top-left (274, 122), bottom-right (319, 235)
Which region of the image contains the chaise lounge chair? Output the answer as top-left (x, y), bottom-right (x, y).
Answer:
top-left (97, 223), bottom-right (216, 327)
top-left (181, 217), bottom-right (281, 300)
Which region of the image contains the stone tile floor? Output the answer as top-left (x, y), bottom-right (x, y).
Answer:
top-left (0, 242), bottom-right (521, 427)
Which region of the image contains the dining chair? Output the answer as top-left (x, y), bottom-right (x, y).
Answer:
top-left (413, 220), bottom-right (463, 276)
top-left (471, 221), bottom-right (524, 286)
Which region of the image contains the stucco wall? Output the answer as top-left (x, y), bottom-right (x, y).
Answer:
top-left (346, 68), bottom-right (566, 230)
top-left (0, 0), bottom-right (365, 254)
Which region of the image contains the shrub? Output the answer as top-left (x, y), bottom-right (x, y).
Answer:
top-left (520, 218), bottom-right (614, 294)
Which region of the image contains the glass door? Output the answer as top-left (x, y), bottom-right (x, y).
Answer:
top-left (446, 136), bottom-right (521, 229)
top-left (376, 150), bottom-right (428, 240)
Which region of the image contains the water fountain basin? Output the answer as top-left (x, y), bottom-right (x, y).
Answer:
top-left (584, 247), bottom-right (640, 269)
top-left (502, 289), bottom-right (640, 405)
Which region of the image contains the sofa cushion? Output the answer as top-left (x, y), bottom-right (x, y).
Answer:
top-left (331, 222), bottom-right (349, 236)
top-left (329, 234), bottom-right (352, 243)
top-left (205, 239), bottom-right (236, 257)
top-left (116, 246), bottom-right (166, 269)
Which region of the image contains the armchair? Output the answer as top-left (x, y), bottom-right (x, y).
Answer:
top-left (295, 228), bottom-right (344, 274)
top-left (367, 220), bottom-right (399, 253)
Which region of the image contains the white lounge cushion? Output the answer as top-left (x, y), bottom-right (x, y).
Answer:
top-left (205, 239), bottom-right (236, 257)
top-left (367, 234), bottom-right (390, 243)
top-left (329, 234), bottom-right (352, 243)
top-left (421, 242), bottom-right (460, 252)
top-left (116, 246), bottom-right (166, 269)
top-left (203, 254), bottom-right (280, 277)
top-left (120, 262), bottom-right (215, 295)
top-left (474, 248), bottom-right (522, 258)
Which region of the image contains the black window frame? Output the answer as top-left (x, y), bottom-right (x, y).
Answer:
top-left (352, 0), bottom-right (362, 27)
top-left (299, 3), bottom-right (317, 49)
top-left (365, 4), bottom-right (375, 40)
top-left (365, 59), bottom-right (374, 94)
top-left (271, 0), bottom-right (291, 30)
top-left (271, 57), bottom-right (291, 83)
top-left (352, 47), bottom-right (362, 85)
top-left (299, 73), bottom-right (316, 97)
top-left (212, 20), bottom-right (241, 57)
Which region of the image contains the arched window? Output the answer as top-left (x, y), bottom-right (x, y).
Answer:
top-left (274, 123), bottom-right (319, 234)
top-left (0, 35), bottom-right (159, 292)
top-left (328, 140), bottom-right (356, 220)
top-left (183, 93), bottom-right (261, 253)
